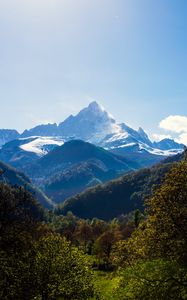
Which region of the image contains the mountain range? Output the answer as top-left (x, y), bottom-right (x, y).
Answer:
top-left (0, 101), bottom-right (184, 207)
top-left (0, 101), bottom-right (184, 158)
top-left (57, 152), bottom-right (184, 220)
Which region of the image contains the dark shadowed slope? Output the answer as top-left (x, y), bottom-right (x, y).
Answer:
top-left (57, 152), bottom-right (185, 220)
top-left (0, 160), bottom-right (54, 209)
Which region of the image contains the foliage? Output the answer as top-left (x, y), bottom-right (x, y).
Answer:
top-left (0, 184), bottom-right (95, 300)
top-left (124, 161), bottom-right (187, 264)
top-left (34, 234), bottom-right (94, 300)
top-left (94, 228), bottom-right (122, 263)
top-left (114, 259), bottom-right (187, 300)
top-left (0, 184), bottom-right (46, 299)
top-left (0, 160), bottom-right (53, 208)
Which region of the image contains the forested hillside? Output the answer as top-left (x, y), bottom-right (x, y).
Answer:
top-left (1, 155), bottom-right (186, 299)
top-left (0, 160), bottom-right (53, 208)
top-left (58, 152), bottom-right (184, 220)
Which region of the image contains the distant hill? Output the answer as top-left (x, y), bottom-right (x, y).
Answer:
top-left (57, 152), bottom-right (185, 220)
top-left (34, 140), bottom-right (134, 173)
top-left (0, 160), bottom-right (54, 209)
top-left (43, 159), bottom-right (131, 203)
top-left (24, 140), bottom-right (139, 203)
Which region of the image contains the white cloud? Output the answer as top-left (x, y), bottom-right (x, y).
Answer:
top-left (158, 115), bottom-right (187, 145)
top-left (176, 133), bottom-right (187, 145)
top-left (159, 115), bottom-right (187, 133)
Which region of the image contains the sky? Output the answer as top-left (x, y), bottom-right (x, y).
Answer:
top-left (0, 0), bottom-right (187, 143)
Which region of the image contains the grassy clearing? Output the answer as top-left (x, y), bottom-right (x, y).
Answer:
top-left (90, 271), bottom-right (121, 300)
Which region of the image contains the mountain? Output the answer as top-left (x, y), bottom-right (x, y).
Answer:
top-left (58, 101), bottom-right (118, 143)
top-left (0, 136), bottom-right (64, 169)
top-left (1, 136), bottom-right (160, 204)
top-left (43, 160), bottom-right (127, 203)
top-left (0, 101), bottom-right (184, 184)
top-left (0, 102), bottom-right (184, 160)
top-left (0, 129), bottom-right (20, 147)
top-left (0, 160), bottom-right (54, 208)
top-left (15, 101), bottom-right (183, 158)
top-left (153, 138), bottom-right (184, 151)
top-left (21, 123), bottom-right (59, 138)
top-left (0, 102), bottom-right (184, 211)
top-left (25, 140), bottom-right (134, 178)
top-left (100, 123), bottom-right (152, 149)
top-left (100, 124), bottom-right (183, 157)
top-left (24, 140), bottom-right (139, 202)
top-left (19, 102), bottom-right (117, 143)
top-left (0, 136), bottom-right (168, 204)
top-left (56, 151), bottom-right (185, 220)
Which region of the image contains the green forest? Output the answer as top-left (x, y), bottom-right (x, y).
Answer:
top-left (0, 157), bottom-right (187, 299)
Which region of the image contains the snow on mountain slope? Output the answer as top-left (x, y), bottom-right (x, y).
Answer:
top-left (20, 136), bottom-right (64, 156)
top-left (0, 136), bottom-right (65, 168)
top-left (106, 139), bottom-right (182, 156)
top-left (137, 142), bottom-right (183, 156)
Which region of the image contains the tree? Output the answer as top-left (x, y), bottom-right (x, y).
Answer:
top-left (0, 184), bottom-right (95, 300)
top-left (34, 234), bottom-right (94, 300)
top-left (74, 220), bottom-right (93, 252)
top-left (134, 209), bottom-right (143, 228)
top-left (125, 161), bottom-right (187, 264)
top-left (114, 259), bottom-right (187, 300)
top-left (91, 218), bottom-right (108, 239)
top-left (94, 227), bottom-right (122, 264)
top-left (0, 184), bottom-right (45, 300)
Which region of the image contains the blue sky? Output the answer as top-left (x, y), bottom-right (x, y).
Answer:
top-left (0, 0), bottom-right (187, 143)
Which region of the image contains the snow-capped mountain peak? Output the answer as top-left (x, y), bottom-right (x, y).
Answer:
top-left (75, 101), bottom-right (115, 122)
top-left (87, 101), bottom-right (105, 112)
top-left (0, 101), bottom-right (184, 158)
top-left (58, 101), bottom-right (117, 143)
